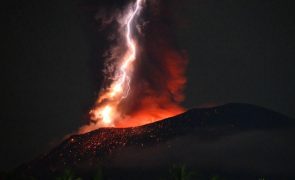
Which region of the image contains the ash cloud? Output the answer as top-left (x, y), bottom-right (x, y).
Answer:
top-left (116, 1), bottom-right (189, 126)
top-left (80, 0), bottom-right (189, 131)
top-left (81, 0), bottom-right (189, 130)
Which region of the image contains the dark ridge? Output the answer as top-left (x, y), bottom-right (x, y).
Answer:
top-left (15, 103), bottom-right (295, 179)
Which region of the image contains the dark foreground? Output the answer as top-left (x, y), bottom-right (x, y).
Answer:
top-left (3, 103), bottom-right (295, 179)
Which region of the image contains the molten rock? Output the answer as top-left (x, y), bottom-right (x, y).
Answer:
top-left (17, 103), bottom-right (295, 179)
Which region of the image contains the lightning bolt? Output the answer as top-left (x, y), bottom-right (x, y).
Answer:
top-left (90, 0), bottom-right (144, 127)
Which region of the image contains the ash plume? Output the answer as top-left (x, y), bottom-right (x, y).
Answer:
top-left (80, 0), bottom-right (188, 133)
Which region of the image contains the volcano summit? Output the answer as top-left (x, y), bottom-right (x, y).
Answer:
top-left (14, 103), bottom-right (295, 179)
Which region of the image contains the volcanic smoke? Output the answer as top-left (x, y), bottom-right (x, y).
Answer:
top-left (80, 0), bottom-right (188, 133)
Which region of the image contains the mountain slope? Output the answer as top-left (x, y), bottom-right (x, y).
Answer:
top-left (17, 103), bottom-right (295, 179)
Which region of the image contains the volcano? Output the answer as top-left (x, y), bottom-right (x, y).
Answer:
top-left (15, 103), bottom-right (295, 179)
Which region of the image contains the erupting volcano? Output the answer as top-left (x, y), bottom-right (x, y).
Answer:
top-left (4, 0), bottom-right (295, 179)
top-left (80, 0), bottom-right (187, 133)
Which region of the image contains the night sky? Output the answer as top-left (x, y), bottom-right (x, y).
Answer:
top-left (2, 0), bottom-right (295, 171)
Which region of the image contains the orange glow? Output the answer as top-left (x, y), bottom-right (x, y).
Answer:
top-left (80, 0), bottom-right (144, 133)
top-left (79, 0), bottom-right (188, 134)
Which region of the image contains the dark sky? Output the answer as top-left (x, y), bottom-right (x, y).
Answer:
top-left (2, 0), bottom-right (295, 171)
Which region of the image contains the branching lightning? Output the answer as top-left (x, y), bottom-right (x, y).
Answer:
top-left (89, 0), bottom-right (144, 127)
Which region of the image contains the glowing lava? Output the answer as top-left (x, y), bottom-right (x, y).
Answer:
top-left (79, 0), bottom-right (188, 133)
top-left (89, 0), bottom-right (144, 128)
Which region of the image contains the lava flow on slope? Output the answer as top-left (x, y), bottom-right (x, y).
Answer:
top-left (17, 104), bottom-right (295, 179)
